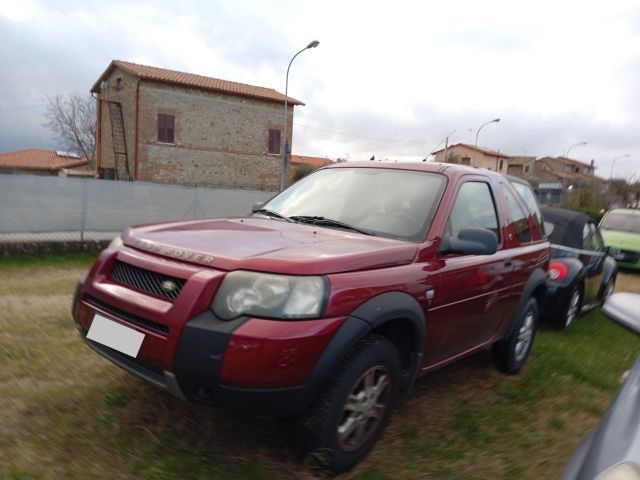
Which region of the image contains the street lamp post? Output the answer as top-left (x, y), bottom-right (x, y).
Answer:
top-left (610, 153), bottom-right (630, 179)
top-left (279, 40), bottom-right (319, 192)
top-left (474, 118), bottom-right (500, 169)
top-left (564, 141), bottom-right (587, 158)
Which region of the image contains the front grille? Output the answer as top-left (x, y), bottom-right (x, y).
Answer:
top-left (85, 295), bottom-right (169, 336)
top-left (112, 260), bottom-right (185, 301)
top-left (620, 250), bottom-right (640, 263)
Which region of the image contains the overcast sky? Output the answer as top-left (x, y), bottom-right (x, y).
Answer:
top-left (1, 0), bottom-right (639, 177)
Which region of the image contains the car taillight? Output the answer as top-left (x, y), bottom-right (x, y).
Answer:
top-left (548, 261), bottom-right (568, 281)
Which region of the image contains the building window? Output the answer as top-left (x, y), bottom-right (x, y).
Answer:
top-left (524, 165), bottom-right (530, 173)
top-left (157, 114), bottom-right (175, 143)
top-left (499, 160), bottom-right (504, 170)
top-left (99, 168), bottom-right (116, 180)
top-left (461, 156), bottom-right (471, 165)
top-left (268, 129), bottom-right (281, 154)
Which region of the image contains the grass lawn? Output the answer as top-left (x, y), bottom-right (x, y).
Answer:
top-left (1, 254), bottom-right (639, 479)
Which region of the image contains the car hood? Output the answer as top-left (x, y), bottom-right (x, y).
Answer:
top-left (123, 217), bottom-right (419, 274)
top-left (601, 230), bottom-right (640, 250)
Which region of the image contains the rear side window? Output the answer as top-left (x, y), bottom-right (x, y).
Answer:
top-left (447, 182), bottom-right (500, 241)
top-left (510, 181), bottom-right (544, 234)
top-left (501, 183), bottom-right (532, 244)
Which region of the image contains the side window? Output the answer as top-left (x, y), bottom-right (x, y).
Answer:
top-left (447, 182), bottom-right (500, 241)
top-left (584, 223), bottom-right (604, 251)
top-left (592, 224), bottom-right (605, 252)
top-left (510, 181), bottom-right (544, 235)
top-left (501, 183), bottom-right (532, 243)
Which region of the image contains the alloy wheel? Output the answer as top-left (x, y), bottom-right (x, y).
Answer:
top-left (514, 310), bottom-right (535, 362)
top-left (565, 290), bottom-right (581, 328)
top-left (337, 365), bottom-right (391, 452)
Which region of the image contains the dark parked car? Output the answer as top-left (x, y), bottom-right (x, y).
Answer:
top-left (562, 292), bottom-right (640, 479)
top-left (541, 206), bottom-right (617, 329)
top-left (72, 163), bottom-right (550, 473)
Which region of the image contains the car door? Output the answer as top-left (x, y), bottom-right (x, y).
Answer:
top-left (582, 222), bottom-right (606, 304)
top-left (423, 177), bottom-right (514, 367)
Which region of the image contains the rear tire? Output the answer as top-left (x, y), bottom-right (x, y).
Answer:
top-left (295, 335), bottom-right (401, 475)
top-left (554, 285), bottom-right (582, 330)
top-left (493, 297), bottom-right (538, 374)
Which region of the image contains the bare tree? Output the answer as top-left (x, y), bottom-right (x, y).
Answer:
top-left (44, 93), bottom-right (96, 164)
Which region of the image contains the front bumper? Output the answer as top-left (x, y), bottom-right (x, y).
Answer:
top-left (73, 276), bottom-right (362, 418)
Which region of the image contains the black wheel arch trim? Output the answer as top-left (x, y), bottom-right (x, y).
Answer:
top-left (504, 268), bottom-right (547, 340)
top-left (301, 291), bottom-right (426, 410)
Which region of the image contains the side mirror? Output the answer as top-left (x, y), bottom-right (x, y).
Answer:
top-left (602, 293), bottom-right (640, 336)
top-left (251, 201), bottom-right (265, 213)
top-left (440, 227), bottom-right (498, 256)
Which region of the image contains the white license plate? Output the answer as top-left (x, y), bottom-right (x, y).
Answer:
top-left (87, 313), bottom-right (145, 358)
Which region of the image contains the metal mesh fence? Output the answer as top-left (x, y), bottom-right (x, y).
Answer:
top-left (0, 174), bottom-right (275, 237)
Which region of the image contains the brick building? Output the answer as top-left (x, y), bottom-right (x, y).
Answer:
top-left (91, 60), bottom-right (304, 190)
top-left (432, 143), bottom-right (511, 174)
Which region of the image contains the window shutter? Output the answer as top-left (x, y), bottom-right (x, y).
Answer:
top-left (268, 129), bottom-right (281, 154)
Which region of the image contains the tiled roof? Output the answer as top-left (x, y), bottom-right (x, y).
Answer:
top-left (92, 60), bottom-right (305, 106)
top-left (289, 155), bottom-right (334, 167)
top-left (432, 143), bottom-right (511, 159)
top-left (508, 156), bottom-right (537, 165)
top-left (0, 149), bottom-right (88, 171)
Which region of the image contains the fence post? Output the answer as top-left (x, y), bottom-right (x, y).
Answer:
top-left (80, 179), bottom-right (88, 242)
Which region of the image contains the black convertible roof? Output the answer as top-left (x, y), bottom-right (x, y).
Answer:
top-left (541, 206), bottom-right (593, 249)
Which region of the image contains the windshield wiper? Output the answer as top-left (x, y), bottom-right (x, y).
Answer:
top-left (253, 208), bottom-right (293, 222)
top-left (289, 216), bottom-right (374, 236)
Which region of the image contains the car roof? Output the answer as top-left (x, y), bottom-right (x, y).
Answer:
top-left (605, 208), bottom-right (640, 216)
top-left (324, 161), bottom-right (506, 181)
top-left (541, 206), bottom-right (593, 249)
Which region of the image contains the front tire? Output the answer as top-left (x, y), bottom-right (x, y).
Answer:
top-left (295, 335), bottom-right (401, 475)
top-left (493, 297), bottom-right (538, 374)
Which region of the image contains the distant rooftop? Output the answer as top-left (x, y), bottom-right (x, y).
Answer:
top-left (0, 149), bottom-right (88, 171)
top-left (290, 155), bottom-right (334, 168)
top-left (432, 143), bottom-right (511, 159)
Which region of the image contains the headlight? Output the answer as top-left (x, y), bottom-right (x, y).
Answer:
top-left (108, 235), bottom-right (123, 250)
top-left (212, 271), bottom-right (327, 320)
top-left (597, 462), bottom-right (640, 480)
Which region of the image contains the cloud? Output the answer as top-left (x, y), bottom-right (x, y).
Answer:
top-left (0, 0), bottom-right (639, 178)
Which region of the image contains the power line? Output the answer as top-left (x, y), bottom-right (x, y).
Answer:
top-left (294, 122), bottom-right (436, 144)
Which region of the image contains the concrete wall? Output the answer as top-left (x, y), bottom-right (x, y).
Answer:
top-left (0, 174), bottom-right (275, 234)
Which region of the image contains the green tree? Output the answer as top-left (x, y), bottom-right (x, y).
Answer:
top-left (445, 152), bottom-right (461, 164)
top-left (292, 164), bottom-right (316, 182)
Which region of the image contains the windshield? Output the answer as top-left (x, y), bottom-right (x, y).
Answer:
top-left (600, 211), bottom-right (640, 234)
top-left (261, 168), bottom-right (446, 241)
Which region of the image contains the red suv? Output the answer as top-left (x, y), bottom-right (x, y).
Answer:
top-left (72, 162), bottom-right (549, 473)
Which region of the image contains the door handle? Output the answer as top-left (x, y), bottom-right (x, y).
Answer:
top-left (504, 258), bottom-right (513, 268)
